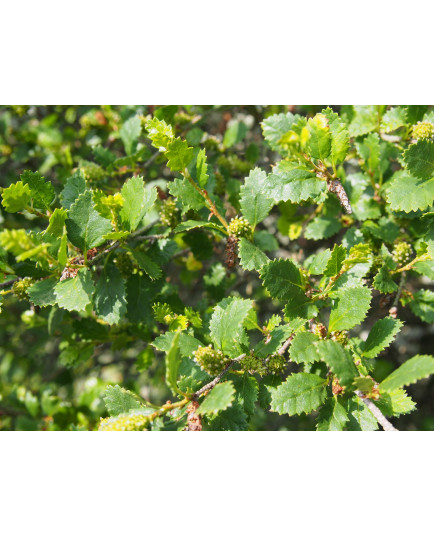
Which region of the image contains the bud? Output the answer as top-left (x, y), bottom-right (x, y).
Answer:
top-left (412, 121), bottom-right (434, 141)
top-left (193, 345), bottom-right (231, 375)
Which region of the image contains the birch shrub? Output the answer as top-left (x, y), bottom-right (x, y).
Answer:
top-left (0, 105), bottom-right (433, 431)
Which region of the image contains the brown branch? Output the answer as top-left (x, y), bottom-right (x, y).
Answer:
top-left (193, 354), bottom-right (246, 399)
top-left (278, 335), bottom-right (294, 356)
top-left (355, 391), bottom-right (398, 432)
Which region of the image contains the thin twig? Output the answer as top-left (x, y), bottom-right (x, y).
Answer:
top-left (134, 233), bottom-right (166, 243)
top-left (193, 354), bottom-right (246, 399)
top-left (89, 220), bottom-right (161, 266)
top-left (278, 335), bottom-right (294, 356)
top-left (355, 391), bottom-right (398, 432)
top-left (389, 272), bottom-right (406, 318)
top-left (143, 151), bottom-right (160, 169)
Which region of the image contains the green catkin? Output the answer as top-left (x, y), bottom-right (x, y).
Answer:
top-left (412, 121), bottom-right (434, 140)
top-left (228, 216), bottom-right (252, 239)
top-left (160, 198), bottom-right (179, 228)
top-left (193, 345), bottom-right (231, 375)
top-left (12, 278), bottom-right (33, 300)
top-left (392, 241), bottom-right (413, 266)
top-left (99, 413), bottom-right (150, 431)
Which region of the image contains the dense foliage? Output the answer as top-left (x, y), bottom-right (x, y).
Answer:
top-left (0, 105), bottom-right (433, 431)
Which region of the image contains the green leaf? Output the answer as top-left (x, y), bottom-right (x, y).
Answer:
top-left (174, 220), bottom-right (224, 234)
top-left (356, 133), bottom-right (380, 173)
top-left (306, 249), bottom-right (332, 275)
top-left (284, 293), bottom-right (318, 321)
top-left (315, 340), bottom-right (358, 388)
top-left (126, 274), bottom-right (157, 323)
top-left (120, 115), bottom-right (141, 156)
top-left (145, 117), bottom-right (175, 151)
top-left (103, 231), bottom-right (130, 241)
top-left (93, 145), bottom-right (116, 166)
top-left (265, 161), bottom-right (325, 203)
top-left (306, 113), bottom-right (331, 160)
top-left (65, 191), bottom-right (112, 251)
top-left (260, 258), bottom-right (305, 300)
top-left (346, 397), bottom-right (379, 431)
top-left (223, 121), bottom-right (248, 148)
top-left (387, 170), bottom-right (434, 213)
top-left (120, 176), bottom-right (157, 231)
top-left (207, 401), bottom-right (248, 431)
top-left (270, 372), bottom-right (327, 416)
top-left (346, 173), bottom-right (381, 222)
top-left (153, 332), bottom-right (202, 357)
top-left (27, 278), bottom-right (58, 307)
top-left (232, 375), bottom-right (259, 416)
top-left (373, 265), bottom-right (398, 294)
top-left (409, 289), bottom-right (434, 323)
top-left (168, 177), bottom-right (205, 211)
top-left (104, 385), bottom-right (143, 416)
top-left (165, 138), bottom-right (194, 171)
top-left (380, 354), bottom-right (434, 393)
top-left (329, 286), bottom-right (371, 332)
top-left (261, 259), bottom-right (317, 320)
top-left (254, 230), bottom-right (278, 251)
top-left (54, 269), bottom-right (95, 312)
top-left (255, 324), bottom-right (294, 358)
top-left (196, 148), bottom-right (209, 188)
top-left (131, 251), bottom-right (162, 280)
top-left (361, 317), bottom-right (403, 358)
top-left (197, 381), bottom-right (235, 415)
top-left (323, 244), bottom-right (346, 277)
top-left (316, 397), bottom-right (349, 431)
top-left (374, 389), bottom-right (416, 417)
top-left (60, 170), bottom-right (86, 209)
top-left (45, 208), bottom-right (67, 238)
top-left (239, 168), bottom-right (273, 228)
top-left (165, 331), bottom-right (182, 395)
top-left (59, 343), bottom-right (93, 368)
top-left (304, 215), bottom-right (342, 240)
top-left (322, 108), bottom-right (350, 166)
top-left (289, 332), bottom-right (320, 364)
top-left (93, 265), bottom-right (127, 324)
top-left (209, 297), bottom-right (253, 354)
top-left (261, 112), bottom-right (297, 153)
top-left (238, 237), bottom-right (269, 271)
top-left (1, 182), bottom-right (31, 212)
top-left (403, 139), bottom-right (434, 180)
top-left (412, 260), bottom-right (434, 280)
top-left (177, 357), bottom-right (210, 393)
top-left (21, 170), bottom-right (55, 210)
top-left (380, 107), bottom-right (407, 133)
top-left (348, 106), bottom-right (380, 137)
